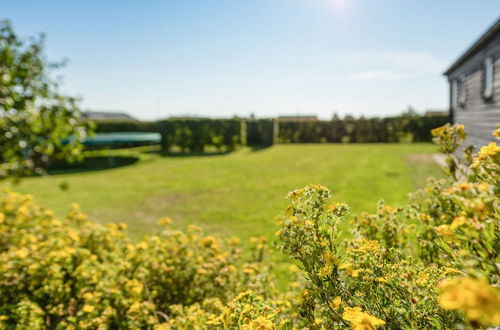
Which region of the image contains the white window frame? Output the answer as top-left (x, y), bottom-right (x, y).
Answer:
top-left (451, 80), bottom-right (458, 109)
top-left (458, 75), bottom-right (467, 107)
top-left (483, 56), bottom-right (494, 99)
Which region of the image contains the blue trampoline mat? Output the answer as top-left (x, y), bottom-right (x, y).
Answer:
top-left (82, 132), bottom-right (161, 146)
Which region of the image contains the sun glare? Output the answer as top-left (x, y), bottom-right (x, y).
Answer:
top-left (330, 0), bottom-right (348, 9)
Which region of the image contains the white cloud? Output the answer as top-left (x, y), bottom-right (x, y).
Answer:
top-left (344, 51), bottom-right (446, 82)
top-left (348, 70), bottom-right (419, 81)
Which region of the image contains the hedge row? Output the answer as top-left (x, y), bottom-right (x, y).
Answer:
top-left (277, 115), bottom-right (448, 143)
top-left (94, 115), bottom-right (448, 151)
top-left (94, 119), bottom-right (242, 152)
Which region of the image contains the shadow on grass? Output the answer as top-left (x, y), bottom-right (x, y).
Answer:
top-left (248, 144), bottom-right (272, 152)
top-left (146, 145), bottom-right (273, 157)
top-left (46, 156), bottom-right (140, 175)
top-left (145, 149), bottom-right (235, 158)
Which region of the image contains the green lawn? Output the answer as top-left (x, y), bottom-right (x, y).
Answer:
top-left (5, 143), bottom-right (443, 244)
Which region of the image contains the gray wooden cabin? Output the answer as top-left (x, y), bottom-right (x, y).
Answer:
top-left (444, 17), bottom-right (500, 149)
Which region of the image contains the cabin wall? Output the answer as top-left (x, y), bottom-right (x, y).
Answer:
top-left (447, 32), bottom-right (500, 149)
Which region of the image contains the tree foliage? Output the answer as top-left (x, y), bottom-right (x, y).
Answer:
top-left (0, 20), bottom-right (91, 179)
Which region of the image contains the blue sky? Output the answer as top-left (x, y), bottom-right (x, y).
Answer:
top-left (1, 1), bottom-right (499, 120)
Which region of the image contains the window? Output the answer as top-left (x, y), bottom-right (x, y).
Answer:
top-left (458, 75), bottom-right (467, 107)
top-left (483, 57), bottom-right (494, 99)
top-left (451, 80), bottom-right (458, 109)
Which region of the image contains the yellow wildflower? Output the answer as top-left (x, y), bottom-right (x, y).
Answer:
top-left (343, 307), bottom-right (385, 330)
top-left (187, 224), bottom-right (202, 232)
top-left (323, 251), bottom-right (339, 267)
top-left (15, 248), bottom-right (29, 259)
top-left (435, 225), bottom-right (455, 243)
top-left (243, 267), bottom-right (255, 275)
top-left (128, 301), bottom-right (141, 314)
top-left (82, 305), bottom-right (95, 313)
top-left (67, 228), bottom-right (80, 242)
top-left (450, 216), bottom-right (466, 230)
top-left (350, 238), bottom-right (381, 253)
top-left (318, 265), bottom-right (332, 277)
top-left (157, 217), bottom-right (173, 226)
top-left (456, 182), bottom-right (471, 191)
top-left (125, 279), bottom-right (143, 296)
top-left (375, 277), bottom-right (389, 284)
top-left (416, 272), bottom-right (429, 287)
top-left (234, 291), bottom-right (252, 301)
top-left (201, 236), bottom-right (217, 248)
top-left (229, 236), bottom-right (240, 245)
top-left (493, 123), bottom-right (500, 138)
top-left (137, 241), bottom-right (148, 250)
top-left (242, 316), bottom-right (274, 330)
top-left (287, 188), bottom-right (304, 201)
top-left (339, 263), bottom-right (353, 270)
top-left (438, 277), bottom-right (500, 325)
top-left (326, 202), bottom-right (339, 212)
top-left (479, 142), bottom-right (500, 157)
top-left (442, 267), bottom-right (461, 276)
top-left (329, 296), bottom-right (342, 310)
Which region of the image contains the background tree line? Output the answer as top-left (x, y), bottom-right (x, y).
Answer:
top-left (94, 113), bottom-right (448, 152)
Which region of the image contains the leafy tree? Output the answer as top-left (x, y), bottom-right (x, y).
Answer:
top-left (0, 19), bottom-right (92, 179)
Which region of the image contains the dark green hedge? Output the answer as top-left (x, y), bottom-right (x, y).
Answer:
top-left (278, 115), bottom-right (448, 143)
top-left (93, 115), bottom-right (448, 150)
top-left (95, 119), bottom-right (242, 152)
top-left (156, 119), bottom-right (241, 152)
top-left (93, 121), bottom-right (157, 133)
top-left (247, 119), bottom-right (275, 147)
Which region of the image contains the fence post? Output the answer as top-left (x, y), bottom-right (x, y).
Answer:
top-left (240, 119), bottom-right (248, 146)
top-left (273, 118), bottom-right (279, 144)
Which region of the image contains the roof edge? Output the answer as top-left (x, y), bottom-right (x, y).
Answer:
top-left (443, 16), bottom-right (500, 76)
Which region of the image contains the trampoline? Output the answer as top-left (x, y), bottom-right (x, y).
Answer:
top-left (77, 132), bottom-right (161, 167)
top-left (82, 132), bottom-right (161, 147)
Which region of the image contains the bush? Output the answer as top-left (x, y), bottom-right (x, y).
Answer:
top-left (94, 121), bottom-right (157, 133)
top-left (275, 123), bottom-right (499, 329)
top-left (0, 123), bottom-right (498, 329)
top-left (277, 115), bottom-right (448, 144)
top-left (246, 119), bottom-right (276, 147)
top-left (95, 119), bottom-right (242, 153)
top-left (0, 196), bottom-right (289, 328)
top-left (157, 119), bottom-right (242, 153)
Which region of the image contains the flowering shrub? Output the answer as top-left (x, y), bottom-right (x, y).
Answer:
top-left (0, 123), bottom-right (498, 329)
top-left (276, 123), bottom-right (499, 329)
top-left (0, 194), bottom-right (285, 328)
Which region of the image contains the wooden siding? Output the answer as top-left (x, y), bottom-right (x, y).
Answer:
top-left (447, 31), bottom-right (500, 149)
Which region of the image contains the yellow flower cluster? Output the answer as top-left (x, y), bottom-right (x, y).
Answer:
top-left (439, 277), bottom-right (500, 325)
top-left (342, 307), bottom-right (385, 330)
top-left (274, 124), bottom-right (499, 329)
top-left (471, 142), bottom-right (500, 167)
top-left (0, 190), bottom-right (284, 329)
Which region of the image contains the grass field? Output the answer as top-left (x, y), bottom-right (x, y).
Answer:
top-left (5, 143), bottom-right (443, 244)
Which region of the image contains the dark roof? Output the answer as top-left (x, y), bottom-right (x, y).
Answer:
top-left (278, 115), bottom-right (318, 122)
top-left (83, 111), bottom-right (137, 121)
top-left (444, 17), bottom-right (500, 76)
top-left (424, 110), bottom-right (447, 117)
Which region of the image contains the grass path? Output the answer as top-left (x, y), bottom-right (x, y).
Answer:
top-left (6, 143), bottom-right (443, 244)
